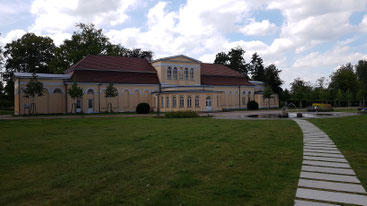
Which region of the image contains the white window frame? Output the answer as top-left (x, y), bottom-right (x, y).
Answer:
top-left (167, 67), bottom-right (172, 80)
top-left (195, 96), bottom-right (200, 107)
top-left (179, 96), bottom-right (184, 108)
top-left (173, 67), bottom-right (178, 80)
top-left (187, 96), bottom-right (192, 108)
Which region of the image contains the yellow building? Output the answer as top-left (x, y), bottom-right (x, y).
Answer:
top-left (13, 55), bottom-right (278, 115)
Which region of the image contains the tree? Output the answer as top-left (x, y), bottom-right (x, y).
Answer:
top-left (50, 23), bottom-right (153, 73)
top-left (263, 86), bottom-right (273, 108)
top-left (214, 46), bottom-right (249, 77)
top-left (0, 81), bottom-right (4, 96)
top-left (3, 33), bottom-right (55, 99)
top-left (290, 78), bottom-right (311, 108)
top-left (336, 89), bottom-right (343, 107)
top-left (68, 82), bottom-right (84, 113)
top-left (249, 53), bottom-right (265, 81)
top-left (345, 89), bottom-right (354, 107)
top-left (264, 64), bottom-right (283, 94)
top-left (329, 63), bottom-right (359, 96)
top-left (104, 83), bottom-right (118, 112)
top-left (22, 73), bottom-right (44, 114)
top-left (356, 59), bottom-right (367, 104)
top-left (280, 89), bottom-right (291, 105)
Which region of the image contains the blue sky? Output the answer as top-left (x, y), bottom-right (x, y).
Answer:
top-left (1, 0), bottom-right (367, 88)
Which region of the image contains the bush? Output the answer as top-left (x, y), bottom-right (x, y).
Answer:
top-left (165, 111), bottom-right (199, 118)
top-left (247, 101), bottom-right (259, 110)
top-left (136, 103), bottom-right (150, 114)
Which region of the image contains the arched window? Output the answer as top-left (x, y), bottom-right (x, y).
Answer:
top-left (53, 88), bottom-right (63, 94)
top-left (195, 96), bottom-right (200, 107)
top-left (173, 67), bottom-right (178, 80)
top-left (87, 89), bottom-right (94, 94)
top-left (172, 96), bottom-right (177, 108)
top-left (161, 97), bottom-right (164, 108)
top-left (184, 68), bottom-right (189, 80)
top-left (187, 96), bottom-right (192, 108)
top-left (206, 96), bottom-right (212, 107)
top-left (166, 97), bottom-right (170, 108)
top-left (167, 67), bottom-right (172, 80)
top-left (190, 68), bottom-right (194, 80)
top-left (180, 96), bottom-right (184, 107)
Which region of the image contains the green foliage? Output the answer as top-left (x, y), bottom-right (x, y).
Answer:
top-left (263, 86), bottom-right (273, 99)
top-left (104, 83), bottom-right (118, 98)
top-left (356, 60), bottom-right (367, 99)
top-left (136, 102), bottom-right (150, 114)
top-left (22, 74), bottom-right (44, 99)
top-left (264, 64), bottom-right (283, 94)
top-left (214, 46), bottom-right (249, 77)
top-left (329, 63), bottom-right (359, 96)
top-left (68, 82), bottom-right (84, 100)
top-left (165, 111), bottom-right (199, 118)
top-left (247, 100), bottom-right (259, 110)
top-left (249, 53), bottom-right (265, 81)
top-left (280, 89), bottom-right (291, 102)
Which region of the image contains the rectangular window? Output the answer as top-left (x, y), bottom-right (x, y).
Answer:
top-left (180, 96), bottom-right (184, 108)
top-left (187, 96), bottom-right (192, 108)
top-left (76, 99), bottom-right (81, 109)
top-left (195, 96), bottom-right (200, 107)
top-left (88, 99), bottom-right (93, 108)
top-left (166, 97), bottom-right (170, 108)
top-left (173, 97), bottom-right (177, 108)
top-left (173, 68), bottom-right (178, 80)
top-left (190, 68), bottom-right (194, 80)
top-left (161, 97), bottom-right (164, 108)
top-left (184, 68), bottom-right (189, 80)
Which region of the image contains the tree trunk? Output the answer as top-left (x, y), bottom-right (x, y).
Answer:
top-left (299, 100), bottom-right (303, 108)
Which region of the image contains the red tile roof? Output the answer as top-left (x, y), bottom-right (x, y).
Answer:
top-left (70, 70), bottom-right (159, 84)
top-left (201, 75), bottom-right (253, 86)
top-left (65, 55), bottom-right (156, 73)
top-left (200, 63), bottom-right (244, 77)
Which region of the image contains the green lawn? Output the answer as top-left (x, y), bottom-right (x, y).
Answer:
top-left (0, 110), bottom-right (13, 115)
top-left (333, 107), bottom-right (360, 113)
top-left (309, 115), bottom-right (367, 190)
top-left (0, 117), bottom-right (302, 206)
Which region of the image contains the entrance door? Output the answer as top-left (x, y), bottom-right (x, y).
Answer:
top-left (88, 99), bottom-right (94, 113)
top-left (206, 96), bottom-right (212, 111)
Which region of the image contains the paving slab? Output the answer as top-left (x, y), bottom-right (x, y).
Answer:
top-left (304, 145), bottom-right (337, 148)
top-left (300, 171), bottom-right (360, 183)
top-left (298, 179), bottom-right (367, 194)
top-left (303, 152), bottom-right (344, 158)
top-left (303, 160), bottom-right (350, 168)
top-left (304, 149), bottom-right (341, 154)
top-left (303, 156), bottom-right (348, 163)
top-left (304, 142), bottom-right (336, 146)
top-left (296, 188), bottom-right (367, 205)
top-left (302, 165), bottom-right (356, 175)
top-left (304, 147), bottom-right (340, 151)
top-left (294, 199), bottom-right (340, 206)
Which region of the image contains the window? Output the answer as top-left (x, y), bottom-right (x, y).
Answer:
top-left (190, 68), bottom-right (194, 80)
top-left (187, 96), bottom-right (192, 108)
top-left (76, 99), bottom-right (81, 109)
top-left (166, 97), bottom-right (170, 108)
top-left (206, 96), bottom-right (212, 107)
top-left (88, 99), bottom-right (93, 108)
top-left (195, 96), bottom-right (200, 107)
top-left (184, 68), bottom-right (189, 80)
top-left (248, 91), bottom-right (252, 101)
top-left (173, 67), bottom-right (178, 80)
top-left (180, 96), bottom-right (184, 108)
top-left (87, 89), bottom-right (94, 94)
top-left (167, 67), bottom-right (172, 80)
top-left (172, 96), bottom-right (177, 108)
top-left (242, 91), bottom-right (246, 105)
top-left (53, 88), bottom-right (63, 94)
top-left (161, 97), bottom-right (164, 108)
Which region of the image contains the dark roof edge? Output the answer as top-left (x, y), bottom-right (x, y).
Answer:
top-left (66, 68), bottom-right (156, 74)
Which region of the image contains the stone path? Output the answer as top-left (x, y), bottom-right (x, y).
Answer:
top-left (294, 119), bottom-right (367, 206)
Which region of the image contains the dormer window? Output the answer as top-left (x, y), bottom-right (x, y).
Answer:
top-left (173, 67), bottom-right (178, 80)
top-left (167, 67), bottom-right (172, 80)
top-left (190, 68), bottom-right (194, 80)
top-left (184, 68), bottom-right (189, 80)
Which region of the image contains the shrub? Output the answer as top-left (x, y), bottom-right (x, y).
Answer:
top-left (136, 103), bottom-right (150, 114)
top-left (165, 111), bottom-right (199, 118)
top-left (247, 101), bottom-right (259, 110)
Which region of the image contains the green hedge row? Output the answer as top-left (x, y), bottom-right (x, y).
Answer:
top-left (165, 111), bottom-right (199, 118)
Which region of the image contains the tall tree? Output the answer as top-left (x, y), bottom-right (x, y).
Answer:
top-left (22, 73), bottom-right (44, 114)
top-left (264, 64), bottom-right (283, 94)
top-left (3, 33), bottom-right (55, 99)
top-left (214, 47), bottom-right (249, 77)
top-left (249, 53), bottom-right (265, 81)
top-left (263, 86), bottom-right (273, 108)
top-left (104, 83), bottom-right (118, 112)
top-left (356, 59), bottom-right (367, 104)
top-left (280, 89), bottom-right (291, 105)
top-left (290, 78), bottom-right (311, 108)
top-left (329, 63), bottom-right (359, 95)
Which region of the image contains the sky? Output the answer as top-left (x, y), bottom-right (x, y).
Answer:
top-left (1, 0), bottom-right (367, 88)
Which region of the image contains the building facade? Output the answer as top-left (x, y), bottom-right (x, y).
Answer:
top-left (13, 55), bottom-right (278, 115)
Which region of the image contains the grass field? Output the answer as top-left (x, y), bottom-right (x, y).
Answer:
top-left (309, 115), bottom-right (367, 190)
top-left (0, 117), bottom-right (302, 206)
top-left (0, 110), bottom-right (13, 115)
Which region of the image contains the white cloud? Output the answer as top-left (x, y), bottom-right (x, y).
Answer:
top-left (360, 15), bottom-right (367, 32)
top-left (240, 19), bottom-right (277, 36)
top-left (0, 29), bottom-right (27, 46)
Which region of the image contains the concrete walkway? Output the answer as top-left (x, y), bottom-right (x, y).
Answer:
top-left (294, 119), bottom-right (367, 206)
